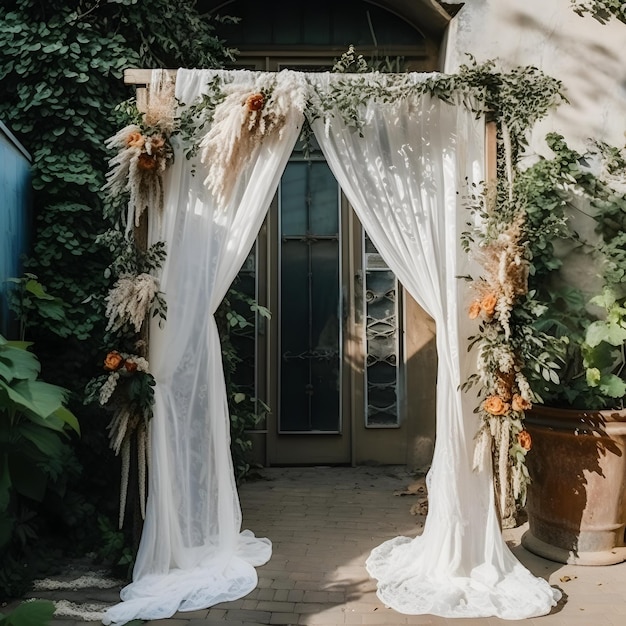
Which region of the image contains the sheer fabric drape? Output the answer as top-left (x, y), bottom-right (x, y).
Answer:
top-left (103, 69), bottom-right (304, 626)
top-left (309, 76), bottom-right (561, 619)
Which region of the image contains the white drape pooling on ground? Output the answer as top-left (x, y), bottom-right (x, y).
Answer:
top-left (103, 69), bottom-right (305, 626)
top-left (308, 74), bottom-right (561, 619)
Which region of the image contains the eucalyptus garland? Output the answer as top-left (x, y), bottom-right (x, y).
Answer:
top-left (98, 60), bottom-right (565, 522)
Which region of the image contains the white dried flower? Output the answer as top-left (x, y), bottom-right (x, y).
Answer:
top-left (105, 273), bottom-right (159, 333)
top-left (99, 372), bottom-right (120, 405)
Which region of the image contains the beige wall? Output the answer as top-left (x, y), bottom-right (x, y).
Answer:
top-left (444, 0), bottom-right (626, 300)
top-left (444, 0), bottom-right (626, 154)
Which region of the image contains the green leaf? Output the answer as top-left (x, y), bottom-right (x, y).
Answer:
top-left (5, 379), bottom-right (68, 419)
top-left (0, 600), bottom-right (55, 626)
top-left (17, 421), bottom-right (64, 458)
top-left (23, 278), bottom-right (55, 300)
top-left (599, 374), bottom-right (626, 399)
top-left (52, 405), bottom-right (80, 435)
top-left (0, 344), bottom-right (40, 381)
top-left (586, 367), bottom-right (601, 387)
top-left (585, 320), bottom-right (626, 348)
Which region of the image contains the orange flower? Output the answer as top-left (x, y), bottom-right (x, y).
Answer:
top-left (481, 293), bottom-right (498, 317)
top-left (512, 394), bottom-right (532, 412)
top-left (126, 131), bottom-right (145, 148)
top-left (483, 395), bottom-right (510, 416)
top-left (137, 153), bottom-right (158, 171)
top-left (518, 430), bottom-right (532, 451)
top-left (468, 300), bottom-right (481, 319)
top-left (104, 351), bottom-right (124, 371)
top-left (246, 93), bottom-right (265, 111)
top-left (124, 360), bottom-right (138, 373)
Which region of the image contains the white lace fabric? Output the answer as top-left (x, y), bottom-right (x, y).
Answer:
top-left (104, 69), bottom-right (560, 625)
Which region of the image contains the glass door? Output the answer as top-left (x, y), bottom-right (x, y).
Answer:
top-left (266, 151), bottom-right (352, 465)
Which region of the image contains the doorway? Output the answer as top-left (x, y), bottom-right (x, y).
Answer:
top-left (266, 150), bottom-right (353, 464)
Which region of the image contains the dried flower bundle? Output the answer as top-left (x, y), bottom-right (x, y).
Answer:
top-left (105, 272), bottom-right (160, 333)
top-left (199, 75), bottom-right (304, 204)
top-left (91, 349), bottom-right (153, 526)
top-left (469, 217), bottom-right (529, 339)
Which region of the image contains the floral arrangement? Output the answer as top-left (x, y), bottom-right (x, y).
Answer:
top-left (103, 72), bottom-right (176, 229)
top-left (466, 211), bottom-right (536, 513)
top-left (198, 74), bottom-right (306, 204)
top-left (87, 349), bottom-right (153, 526)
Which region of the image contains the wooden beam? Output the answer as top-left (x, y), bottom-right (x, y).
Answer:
top-left (123, 68), bottom-right (177, 86)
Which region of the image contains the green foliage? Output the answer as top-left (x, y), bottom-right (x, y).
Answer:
top-left (0, 600), bottom-right (55, 626)
top-left (571, 0), bottom-right (626, 24)
top-left (0, 335), bottom-right (79, 597)
top-left (515, 134), bottom-right (626, 409)
top-left (95, 515), bottom-right (134, 578)
top-left (0, 0), bottom-right (235, 592)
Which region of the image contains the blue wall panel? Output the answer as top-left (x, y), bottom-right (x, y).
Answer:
top-left (0, 122), bottom-right (31, 337)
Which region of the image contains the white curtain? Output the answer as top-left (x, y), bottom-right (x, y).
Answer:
top-left (309, 74), bottom-right (561, 619)
top-left (103, 69), bottom-right (305, 625)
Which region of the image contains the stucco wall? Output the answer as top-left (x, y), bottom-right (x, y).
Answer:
top-left (444, 0), bottom-right (626, 155)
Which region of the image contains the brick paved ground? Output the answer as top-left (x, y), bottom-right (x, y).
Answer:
top-left (16, 466), bottom-right (626, 626)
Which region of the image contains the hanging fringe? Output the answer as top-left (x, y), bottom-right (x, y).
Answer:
top-left (472, 423), bottom-right (492, 472)
top-left (501, 121), bottom-right (514, 202)
top-left (137, 422), bottom-right (147, 520)
top-left (497, 417), bottom-right (511, 520)
top-left (119, 437), bottom-right (131, 529)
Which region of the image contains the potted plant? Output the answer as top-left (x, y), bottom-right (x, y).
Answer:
top-left (514, 133), bottom-right (626, 564)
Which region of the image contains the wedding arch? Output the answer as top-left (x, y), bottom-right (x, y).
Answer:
top-left (96, 67), bottom-right (563, 625)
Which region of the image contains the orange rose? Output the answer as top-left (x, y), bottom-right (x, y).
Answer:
top-left (468, 300), bottom-right (481, 320)
top-left (518, 430), bottom-right (532, 451)
top-left (104, 351), bottom-right (124, 371)
top-left (137, 153), bottom-right (158, 171)
top-left (124, 360), bottom-right (138, 373)
top-left (246, 93), bottom-right (265, 111)
top-left (483, 395), bottom-right (510, 416)
top-left (512, 394), bottom-right (532, 412)
top-left (126, 131), bottom-right (145, 148)
top-left (481, 293), bottom-right (498, 317)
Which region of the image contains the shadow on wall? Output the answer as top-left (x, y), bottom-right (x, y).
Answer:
top-left (503, 6), bottom-right (626, 149)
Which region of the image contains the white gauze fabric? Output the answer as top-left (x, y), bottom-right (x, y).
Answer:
top-left (309, 73), bottom-right (562, 619)
top-left (103, 68), bottom-right (305, 626)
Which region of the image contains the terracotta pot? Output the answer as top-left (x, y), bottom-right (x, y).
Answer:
top-left (522, 405), bottom-right (626, 565)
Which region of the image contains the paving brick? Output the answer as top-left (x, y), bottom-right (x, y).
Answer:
top-left (287, 589), bottom-right (305, 603)
top-left (26, 467), bottom-right (626, 626)
top-left (273, 589), bottom-right (290, 602)
top-left (226, 609), bottom-right (272, 622)
top-left (174, 609), bottom-right (208, 619)
top-left (256, 601), bottom-right (296, 613)
top-left (269, 612), bottom-right (300, 624)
